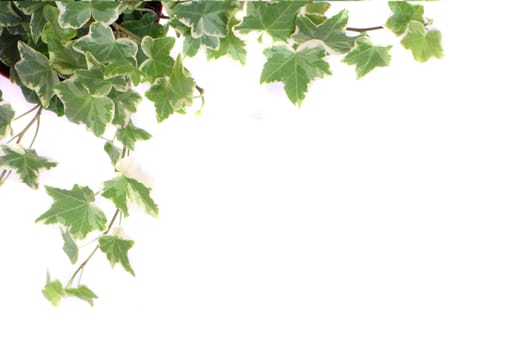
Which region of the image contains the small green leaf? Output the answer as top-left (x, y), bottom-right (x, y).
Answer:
top-left (47, 35), bottom-right (87, 76)
top-left (41, 5), bottom-right (77, 44)
top-left (61, 227), bottom-right (78, 264)
top-left (15, 1), bottom-right (47, 42)
top-left (104, 141), bottom-right (121, 166)
top-left (14, 41), bottom-right (59, 108)
top-left (55, 81), bottom-right (114, 136)
top-left (386, 1), bottom-right (425, 36)
top-left (99, 235), bottom-right (135, 276)
top-left (36, 184), bottom-right (107, 240)
top-left (65, 285), bottom-right (97, 306)
top-left (261, 46), bottom-right (331, 106)
top-left (139, 36), bottom-right (176, 81)
top-left (0, 100), bottom-right (15, 138)
top-left (73, 22), bottom-right (138, 65)
top-left (237, 2), bottom-right (306, 41)
top-left (120, 12), bottom-right (167, 39)
top-left (102, 175), bottom-right (158, 217)
top-left (293, 10), bottom-right (356, 54)
top-left (145, 55), bottom-right (195, 121)
top-left (173, 0), bottom-right (239, 38)
top-left (42, 276), bottom-right (64, 307)
top-left (56, 1), bottom-right (121, 29)
top-left (0, 145), bottom-right (57, 189)
top-left (401, 21), bottom-right (443, 62)
top-left (342, 37), bottom-right (392, 79)
top-left (109, 89), bottom-right (142, 126)
top-left (116, 122), bottom-right (152, 150)
top-left (207, 18), bottom-right (247, 65)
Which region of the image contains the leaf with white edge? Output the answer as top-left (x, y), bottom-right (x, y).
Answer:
top-left (99, 235), bottom-right (135, 276)
top-left (120, 12), bottom-right (167, 39)
top-left (207, 18), bottom-right (247, 65)
top-left (401, 21), bottom-right (443, 62)
top-left (56, 1), bottom-right (121, 29)
top-left (0, 2), bottom-right (22, 27)
top-left (145, 55), bottom-right (195, 122)
top-left (261, 46), bottom-right (331, 106)
top-left (102, 175), bottom-right (158, 217)
top-left (61, 228), bottom-right (78, 264)
top-left (116, 123), bottom-right (152, 151)
top-left (75, 53), bottom-right (128, 96)
top-left (293, 10), bottom-right (356, 54)
top-left (42, 275), bottom-right (64, 307)
top-left (342, 37), bottom-right (392, 79)
top-left (15, 1), bottom-right (47, 42)
top-left (41, 5), bottom-right (77, 44)
top-left (104, 141), bottom-right (122, 166)
top-left (236, 2), bottom-right (306, 41)
top-left (73, 22), bottom-right (138, 65)
top-left (173, 0), bottom-right (239, 38)
top-left (14, 41), bottom-right (59, 108)
top-left (386, 1), bottom-right (425, 36)
top-left (47, 35), bottom-right (87, 76)
top-left (109, 89), bottom-right (142, 126)
top-left (105, 61), bottom-right (142, 86)
top-left (303, 2), bottom-right (330, 25)
top-left (139, 36), bottom-right (176, 81)
top-left (0, 145), bottom-right (57, 189)
top-left (65, 285), bottom-right (97, 306)
top-left (36, 185), bottom-right (107, 240)
top-left (55, 81), bottom-right (114, 136)
top-left (0, 100), bottom-right (15, 138)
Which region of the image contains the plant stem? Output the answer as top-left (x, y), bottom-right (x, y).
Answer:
top-left (346, 25), bottom-right (384, 33)
top-left (111, 23), bottom-right (142, 42)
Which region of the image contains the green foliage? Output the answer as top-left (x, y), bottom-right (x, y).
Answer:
top-left (0, 0), bottom-right (443, 305)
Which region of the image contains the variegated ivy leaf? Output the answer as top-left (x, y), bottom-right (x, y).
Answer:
top-left (401, 21), bottom-right (443, 63)
top-left (102, 175), bottom-right (158, 217)
top-left (75, 53), bottom-right (128, 96)
top-left (73, 22), bottom-right (138, 65)
top-left (65, 285), bottom-right (98, 307)
top-left (116, 122), bottom-right (152, 151)
top-left (41, 5), bottom-right (77, 44)
top-left (139, 36), bottom-right (176, 81)
top-left (0, 100), bottom-right (15, 138)
top-left (47, 35), bottom-right (87, 76)
top-left (206, 18), bottom-right (247, 65)
top-left (56, 1), bottom-right (122, 29)
top-left (109, 89), bottom-right (142, 126)
top-left (14, 41), bottom-right (59, 108)
top-left (0, 145), bottom-right (57, 189)
top-left (386, 1), bottom-right (425, 36)
top-left (14, 1), bottom-right (47, 42)
top-left (342, 37), bottom-right (392, 79)
top-left (99, 235), bottom-right (135, 276)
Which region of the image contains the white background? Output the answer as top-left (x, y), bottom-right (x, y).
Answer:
top-left (1, 2), bottom-right (525, 349)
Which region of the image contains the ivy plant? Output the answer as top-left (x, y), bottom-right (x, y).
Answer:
top-left (0, 1), bottom-right (443, 306)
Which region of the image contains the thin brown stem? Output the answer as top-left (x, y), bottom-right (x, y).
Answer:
top-left (346, 25), bottom-right (384, 33)
top-left (111, 23), bottom-right (141, 42)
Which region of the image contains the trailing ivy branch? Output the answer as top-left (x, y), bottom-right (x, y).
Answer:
top-left (0, 1), bottom-right (443, 306)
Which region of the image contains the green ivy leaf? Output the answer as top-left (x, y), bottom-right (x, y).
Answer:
top-left (14, 41), bottom-right (59, 108)
top-left (172, 0), bottom-right (239, 38)
top-left (0, 100), bottom-right (15, 138)
top-left (99, 235), bottom-right (135, 276)
top-left (104, 141), bottom-right (121, 166)
top-left (41, 5), bottom-right (77, 44)
top-left (120, 12), bottom-right (167, 39)
top-left (139, 36), bottom-right (176, 81)
top-left (386, 1), bottom-right (425, 36)
top-left (145, 55), bottom-right (195, 121)
top-left (47, 35), bottom-right (87, 76)
top-left (237, 2), bottom-right (306, 41)
top-left (342, 37), bottom-right (392, 79)
top-left (401, 21), bottom-right (443, 62)
top-left (36, 184), bottom-right (107, 240)
top-left (65, 285), bottom-right (97, 306)
top-left (207, 18), bottom-right (247, 65)
top-left (73, 22), bottom-right (138, 65)
top-left (61, 227), bottom-right (78, 264)
top-left (75, 53), bottom-right (128, 97)
top-left (56, 1), bottom-right (121, 29)
top-left (116, 122), bottom-right (152, 151)
top-left (303, 2), bottom-right (331, 25)
top-left (261, 46), bottom-right (331, 106)
top-left (109, 89), bottom-right (142, 126)
top-left (42, 274), bottom-right (65, 307)
top-left (102, 175), bottom-right (158, 217)
top-left (0, 2), bottom-right (22, 27)
top-left (0, 145), bottom-right (57, 189)
top-left (55, 81), bottom-right (114, 136)
top-left (15, 1), bottom-right (47, 42)
top-left (293, 10), bottom-right (356, 54)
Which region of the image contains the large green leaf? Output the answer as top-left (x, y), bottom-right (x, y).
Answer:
top-left (99, 235), bottom-right (135, 276)
top-left (293, 10), bottom-right (355, 54)
top-left (65, 285), bottom-right (97, 306)
top-left (386, 1), bottom-right (425, 36)
top-left (55, 81), bottom-right (114, 136)
top-left (120, 12), bottom-right (167, 39)
top-left (102, 175), bottom-right (158, 217)
top-left (172, 0), bottom-right (239, 38)
top-left (236, 2), bottom-right (306, 41)
top-left (0, 100), bottom-right (15, 138)
top-left (261, 46), bottom-right (331, 106)
top-left (342, 37), bottom-right (392, 79)
top-left (41, 5), bottom-right (77, 44)
top-left (14, 41), bottom-right (59, 108)
top-left (207, 18), bottom-right (246, 65)
top-left (15, 1), bottom-right (47, 42)
top-left (109, 89), bottom-right (142, 126)
top-left (56, 1), bottom-right (121, 29)
top-left (36, 184), bottom-right (107, 240)
top-left (0, 145), bottom-right (57, 189)
top-left (401, 21), bottom-right (443, 62)
top-left (145, 55), bottom-right (195, 121)
top-left (47, 35), bottom-right (87, 76)
top-left (139, 36), bottom-right (175, 81)
top-left (73, 22), bottom-right (138, 65)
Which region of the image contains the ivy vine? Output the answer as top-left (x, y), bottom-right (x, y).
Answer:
top-left (0, 1), bottom-right (443, 306)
